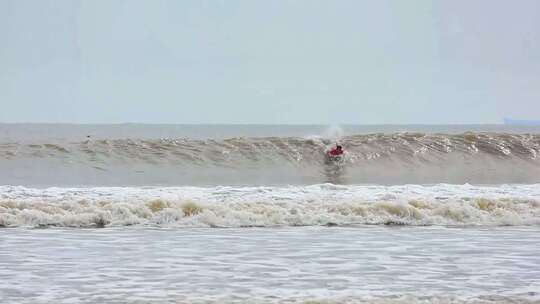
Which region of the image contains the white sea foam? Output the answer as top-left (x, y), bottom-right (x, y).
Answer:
top-left (1, 184), bottom-right (539, 228)
top-left (173, 295), bottom-right (540, 304)
top-left (2, 226), bottom-right (540, 303)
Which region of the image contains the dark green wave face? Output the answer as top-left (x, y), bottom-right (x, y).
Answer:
top-left (1, 132), bottom-right (540, 186)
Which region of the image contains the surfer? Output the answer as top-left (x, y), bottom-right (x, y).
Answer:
top-left (324, 144), bottom-right (345, 183)
top-left (327, 144), bottom-right (344, 158)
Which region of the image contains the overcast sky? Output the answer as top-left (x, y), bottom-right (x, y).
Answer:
top-left (1, 0), bottom-right (539, 124)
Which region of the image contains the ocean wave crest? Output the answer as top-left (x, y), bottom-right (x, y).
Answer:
top-left (1, 133), bottom-right (540, 185)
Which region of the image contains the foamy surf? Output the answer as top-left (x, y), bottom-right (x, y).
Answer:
top-left (2, 184), bottom-right (539, 228)
top-left (3, 225), bottom-right (540, 304)
top-left (171, 295), bottom-right (540, 304)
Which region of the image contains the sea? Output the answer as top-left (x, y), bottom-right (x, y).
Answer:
top-left (1, 124), bottom-right (540, 304)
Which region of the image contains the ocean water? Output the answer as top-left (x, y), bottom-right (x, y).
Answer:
top-left (1, 124), bottom-right (540, 303)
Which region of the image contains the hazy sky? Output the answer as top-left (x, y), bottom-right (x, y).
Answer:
top-left (1, 0), bottom-right (539, 124)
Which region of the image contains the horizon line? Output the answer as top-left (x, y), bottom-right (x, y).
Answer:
top-left (0, 122), bottom-right (512, 126)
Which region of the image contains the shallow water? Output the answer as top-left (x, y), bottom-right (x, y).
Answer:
top-left (1, 226), bottom-right (539, 303)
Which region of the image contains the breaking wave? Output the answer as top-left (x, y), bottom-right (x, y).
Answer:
top-left (1, 184), bottom-right (539, 228)
top-left (1, 132), bottom-right (540, 185)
